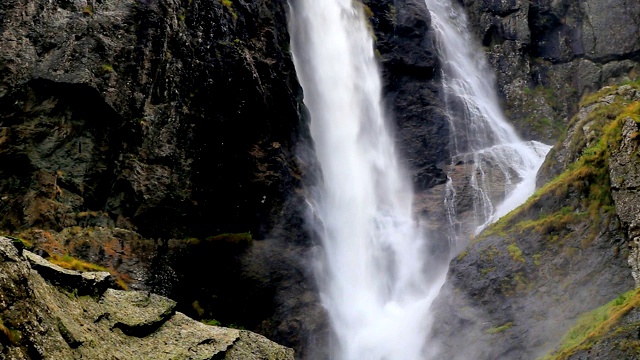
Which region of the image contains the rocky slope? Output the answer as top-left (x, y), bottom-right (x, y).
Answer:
top-left (429, 83), bottom-right (640, 359)
top-left (0, 236), bottom-right (294, 359)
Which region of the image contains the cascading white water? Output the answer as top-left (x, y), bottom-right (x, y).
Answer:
top-left (424, 0), bottom-right (552, 241)
top-left (289, 1), bottom-right (444, 359)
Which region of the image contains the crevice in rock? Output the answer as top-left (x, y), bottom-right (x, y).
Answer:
top-left (110, 308), bottom-right (176, 338)
top-left (209, 337), bottom-right (240, 360)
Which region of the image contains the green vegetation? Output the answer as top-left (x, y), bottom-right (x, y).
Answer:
top-left (4, 235), bottom-right (33, 249)
top-left (219, 0), bottom-right (238, 20)
top-left (99, 64), bottom-right (114, 74)
top-left (47, 254), bottom-right (128, 290)
top-left (48, 254), bottom-right (108, 272)
top-left (480, 266), bottom-right (495, 276)
top-left (533, 253), bottom-right (542, 266)
top-left (507, 243), bottom-right (525, 263)
top-left (0, 318), bottom-right (21, 345)
top-left (543, 289), bottom-right (640, 360)
top-left (486, 322), bottom-right (514, 334)
top-left (387, 4), bottom-right (397, 24)
top-left (361, 3), bottom-right (374, 18)
top-left (201, 319), bottom-right (221, 326)
top-left (82, 5), bottom-right (94, 16)
top-left (519, 85), bottom-right (567, 139)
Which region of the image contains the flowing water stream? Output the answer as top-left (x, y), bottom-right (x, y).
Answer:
top-left (290, 0), bottom-right (551, 358)
top-left (290, 1), bottom-right (443, 359)
top-left (424, 0), bottom-right (552, 245)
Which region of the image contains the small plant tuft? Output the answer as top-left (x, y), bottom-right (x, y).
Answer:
top-left (82, 5), bottom-right (94, 16)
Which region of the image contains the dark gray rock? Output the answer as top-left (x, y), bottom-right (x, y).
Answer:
top-left (459, 0), bottom-right (640, 144)
top-left (0, 237), bottom-right (295, 359)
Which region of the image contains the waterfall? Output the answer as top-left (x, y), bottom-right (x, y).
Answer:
top-left (290, 1), bottom-right (444, 359)
top-left (424, 0), bottom-right (552, 244)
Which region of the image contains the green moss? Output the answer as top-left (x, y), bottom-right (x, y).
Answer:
top-left (206, 232), bottom-right (252, 244)
top-left (533, 253), bottom-right (542, 266)
top-left (507, 243), bottom-right (525, 263)
top-left (0, 317), bottom-right (20, 345)
top-left (48, 254), bottom-right (108, 272)
top-left (99, 64), bottom-right (114, 74)
top-left (481, 267), bottom-right (496, 276)
top-left (82, 4), bottom-right (93, 16)
top-left (456, 249), bottom-right (468, 261)
top-left (543, 289), bottom-right (640, 360)
top-left (486, 322), bottom-right (514, 334)
top-left (201, 319), bottom-right (221, 326)
top-left (219, 0), bottom-right (238, 20)
top-left (361, 3), bottom-right (374, 18)
top-left (479, 245), bottom-right (501, 262)
top-left (4, 235), bottom-right (33, 249)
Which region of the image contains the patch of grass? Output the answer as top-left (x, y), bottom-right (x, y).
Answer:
top-left (4, 235), bottom-right (33, 249)
top-left (48, 254), bottom-right (108, 272)
top-left (507, 243), bottom-right (525, 263)
top-left (481, 266), bottom-right (496, 276)
top-left (544, 289), bottom-right (640, 360)
top-left (218, 0), bottom-right (237, 20)
top-left (82, 4), bottom-right (94, 16)
top-left (533, 253), bottom-right (542, 266)
top-left (201, 319), bottom-right (221, 326)
top-left (206, 232), bottom-right (252, 245)
top-left (47, 253), bottom-right (128, 290)
top-left (486, 322), bottom-right (514, 334)
top-left (98, 64), bottom-right (114, 74)
top-left (479, 245), bottom-right (501, 262)
top-left (456, 249), bottom-right (468, 261)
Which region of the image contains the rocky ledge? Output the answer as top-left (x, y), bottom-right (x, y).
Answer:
top-left (0, 237), bottom-right (294, 359)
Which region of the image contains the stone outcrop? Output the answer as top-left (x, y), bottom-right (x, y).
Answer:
top-left (0, 237), bottom-right (294, 359)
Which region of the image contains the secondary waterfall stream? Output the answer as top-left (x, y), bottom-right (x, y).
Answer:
top-left (424, 0), bottom-right (552, 245)
top-left (290, 0), bottom-right (551, 358)
top-left (290, 1), bottom-right (442, 359)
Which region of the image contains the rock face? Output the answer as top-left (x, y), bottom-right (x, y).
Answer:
top-left (0, 237), bottom-right (294, 359)
top-left (365, 0), bottom-right (449, 191)
top-left (429, 84), bottom-right (640, 359)
top-left (0, 0), bottom-right (452, 357)
top-left (460, 0), bottom-right (640, 143)
top-left (0, 0), bottom-right (304, 240)
top-left (0, 0), bottom-right (322, 354)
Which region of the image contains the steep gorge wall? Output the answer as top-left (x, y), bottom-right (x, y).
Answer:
top-left (0, 0), bottom-right (320, 353)
top-left (462, 0), bottom-right (640, 143)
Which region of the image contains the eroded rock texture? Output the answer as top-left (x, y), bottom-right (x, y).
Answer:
top-left (0, 237), bottom-right (294, 359)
